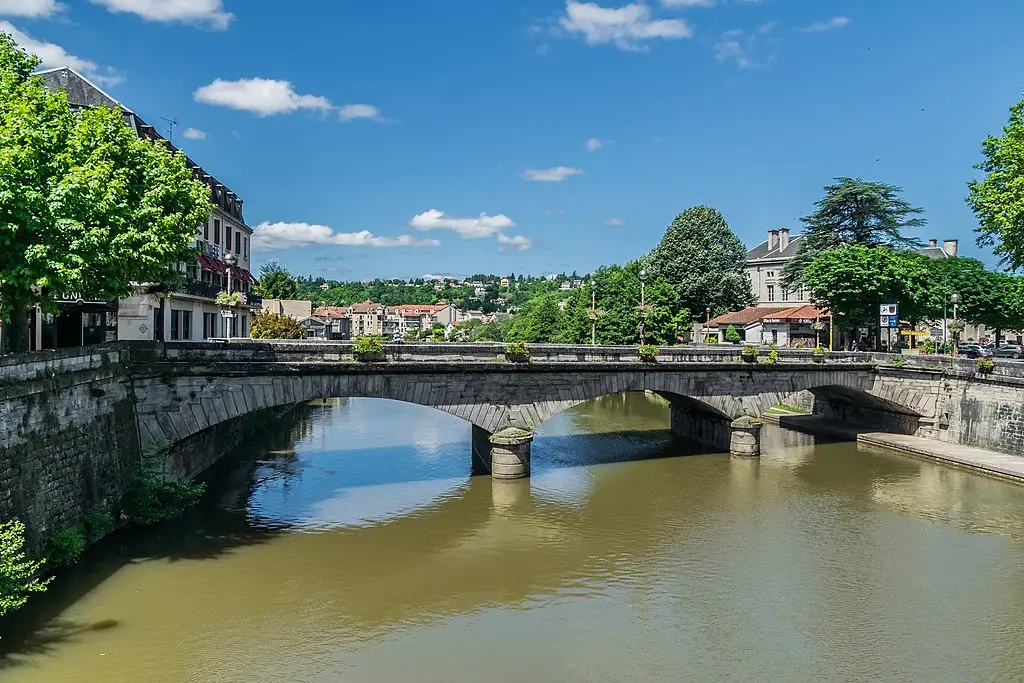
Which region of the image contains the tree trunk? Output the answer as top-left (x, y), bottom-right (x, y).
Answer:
top-left (1, 291), bottom-right (30, 354)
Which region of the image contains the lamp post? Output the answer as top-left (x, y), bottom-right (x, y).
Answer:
top-left (705, 306), bottom-right (711, 343)
top-left (951, 293), bottom-right (960, 356)
top-left (223, 251), bottom-right (237, 339)
top-left (590, 280), bottom-right (597, 346)
top-left (638, 270), bottom-right (648, 345)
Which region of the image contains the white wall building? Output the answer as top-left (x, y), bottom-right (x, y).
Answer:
top-left (39, 67), bottom-right (260, 344)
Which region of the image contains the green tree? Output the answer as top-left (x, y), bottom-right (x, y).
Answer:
top-left (725, 324), bottom-right (741, 344)
top-left (250, 313), bottom-right (305, 339)
top-left (507, 291), bottom-right (563, 342)
top-left (0, 36), bottom-right (210, 351)
top-left (556, 264), bottom-right (684, 345)
top-left (0, 520), bottom-right (51, 616)
top-left (255, 261), bottom-right (299, 300)
top-left (782, 178), bottom-right (926, 287)
top-left (922, 257), bottom-right (1002, 326)
top-left (802, 245), bottom-right (932, 332)
top-left (967, 94), bottom-right (1024, 270)
top-left (644, 206), bottom-right (754, 317)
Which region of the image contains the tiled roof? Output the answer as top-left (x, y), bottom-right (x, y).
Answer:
top-left (765, 305), bottom-right (828, 320)
top-left (711, 305), bottom-right (829, 327)
top-left (350, 300), bottom-right (385, 313)
top-left (917, 247), bottom-right (950, 260)
top-left (711, 306), bottom-right (792, 326)
top-left (745, 235), bottom-right (805, 261)
top-left (314, 306), bottom-right (349, 318)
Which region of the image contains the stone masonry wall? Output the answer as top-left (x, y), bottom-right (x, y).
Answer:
top-left (0, 345), bottom-right (139, 547)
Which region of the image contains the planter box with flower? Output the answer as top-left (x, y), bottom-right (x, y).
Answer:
top-left (504, 341), bottom-right (531, 364)
top-left (215, 291), bottom-right (243, 307)
top-left (977, 358), bottom-right (995, 375)
top-left (638, 345), bottom-right (660, 363)
top-left (354, 335), bottom-right (386, 363)
top-left (741, 345), bottom-right (758, 363)
top-left (813, 346), bottom-right (827, 363)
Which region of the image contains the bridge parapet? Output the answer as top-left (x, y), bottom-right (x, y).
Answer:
top-left (125, 340), bottom-right (890, 367)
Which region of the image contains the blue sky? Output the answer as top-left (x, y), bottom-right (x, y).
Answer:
top-left (4, 0), bottom-right (1024, 281)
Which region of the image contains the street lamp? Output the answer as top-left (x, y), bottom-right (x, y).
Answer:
top-left (951, 293), bottom-right (960, 356)
top-left (705, 306), bottom-right (712, 343)
top-left (223, 251), bottom-right (237, 339)
top-left (590, 280), bottom-right (598, 346)
top-left (637, 270), bottom-right (648, 345)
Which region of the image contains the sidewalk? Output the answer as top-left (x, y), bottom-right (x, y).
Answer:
top-left (763, 413), bottom-right (1024, 484)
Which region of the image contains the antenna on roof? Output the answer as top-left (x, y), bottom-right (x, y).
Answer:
top-left (161, 117), bottom-right (178, 143)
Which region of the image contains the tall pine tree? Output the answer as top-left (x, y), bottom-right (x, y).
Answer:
top-left (781, 178), bottom-right (925, 287)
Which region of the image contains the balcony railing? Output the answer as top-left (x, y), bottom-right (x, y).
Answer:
top-left (174, 279), bottom-right (224, 299)
top-left (172, 279), bottom-right (262, 307)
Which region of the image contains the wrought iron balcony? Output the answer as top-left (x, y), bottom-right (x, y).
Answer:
top-left (173, 279), bottom-right (224, 299)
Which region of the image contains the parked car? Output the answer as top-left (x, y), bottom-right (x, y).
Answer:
top-left (958, 344), bottom-right (992, 359)
top-left (994, 344), bottom-right (1024, 359)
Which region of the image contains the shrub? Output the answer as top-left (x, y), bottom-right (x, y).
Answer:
top-left (813, 346), bottom-right (827, 355)
top-left (47, 528), bottom-right (85, 567)
top-left (354, 335), bottom-right (385, 358)
top-left (891, 356), bottom-right (905, 368)
top-left (764, 350), bottom-right (780, 365)
top-left (638, 344), bottom-right (660, 362)
top-left (705, 335), bottom-right (719, 344)
top-left (123, 459), bottom-right (206, 527)
top-left (81, 506), bottom-right (115, 542)
top-left (725, 325), bottom-right (741, 344)
top-left (504, 341), bottom-right (530, 358)
top-left (978, 358), bottom-right (996, 374)
top-left (0, 520), bottom-right (51, 617)
top-left (250, 313), bottom-right (305, 340)
top-left (741, 344), bottom-right (758, 357)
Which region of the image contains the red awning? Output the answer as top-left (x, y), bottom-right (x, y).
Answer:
top-left (196, 254), bottom-right (226, 273)
top-left (196, 255), bottom-right (255, 283)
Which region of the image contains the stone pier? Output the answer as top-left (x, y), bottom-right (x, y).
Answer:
top-left (471, 425), bottom-right (493, 476)
top-left (489, 428), bottom-right (534, 481)
top-left (730, 417), bottom-right (762, 458)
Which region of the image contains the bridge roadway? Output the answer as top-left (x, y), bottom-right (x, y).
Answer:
top-left (127, 341), bottom-right (945, 480)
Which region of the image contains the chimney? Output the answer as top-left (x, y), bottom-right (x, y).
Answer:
top-left (768, 230), bottom-right (779, 251)
top-left (943, 239), bottom-right (959, 257)
top-left (778, 227), bottom-right (790, 252)
top-left (929, 239), bottom-right (937, 248)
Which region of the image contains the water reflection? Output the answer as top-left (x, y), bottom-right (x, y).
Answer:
top-left (2, 393), bottom-right (1024, 682)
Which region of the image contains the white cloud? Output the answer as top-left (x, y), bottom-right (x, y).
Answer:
top-left (0, 22), bottom-right (121, 85)
top-left (252, 222), bottom-right (440, 251)
top-left (661, 0), bottom-right (714, 7)
top-left (410, 209), bottom-right (515, 239)
top-left (182, 127), bottom-right (206, 140)
top-left (586, 137), bottom-right (610, 152)
top-left (498, 234), bottom-right (533, 252)
top-left (339, 103), bottom-right (385, 122)
top-left (799, 16), bottom-right (850, 33)
top-left (525, 166), bottom-right (584, 182)
top-left (714, 34), bottom-right (750, 68)
top-left (714, 21), bottom-right (774, 69)
top-left (559, 1), bottom-right (693, 50)
top-left (603, 217), bottom-right (624, 226)
top-left (89, 0), bottom-right (233, 29)
top-left (0, 0), bottom-right (63, 17)
top-left (194, 78), bottom-right (332, 116)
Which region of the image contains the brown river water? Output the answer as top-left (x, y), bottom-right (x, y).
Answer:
top-left (2, 392), bottom-right (1023, 682)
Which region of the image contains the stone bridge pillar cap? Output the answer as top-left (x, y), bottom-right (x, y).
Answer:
top-left (731, 416), bottom-right (762, 429)
top-left (490, 427), bottom-right (534, 444)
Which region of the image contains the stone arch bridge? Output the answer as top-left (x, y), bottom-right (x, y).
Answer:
top-left (128, 342), bottom-right (943, 480)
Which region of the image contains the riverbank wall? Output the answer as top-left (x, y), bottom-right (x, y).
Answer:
top-left (0, 344), bottom-right (299, 549)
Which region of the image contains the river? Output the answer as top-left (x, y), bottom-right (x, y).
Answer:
top-left (2, 392), bottom-right (1024, 682)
